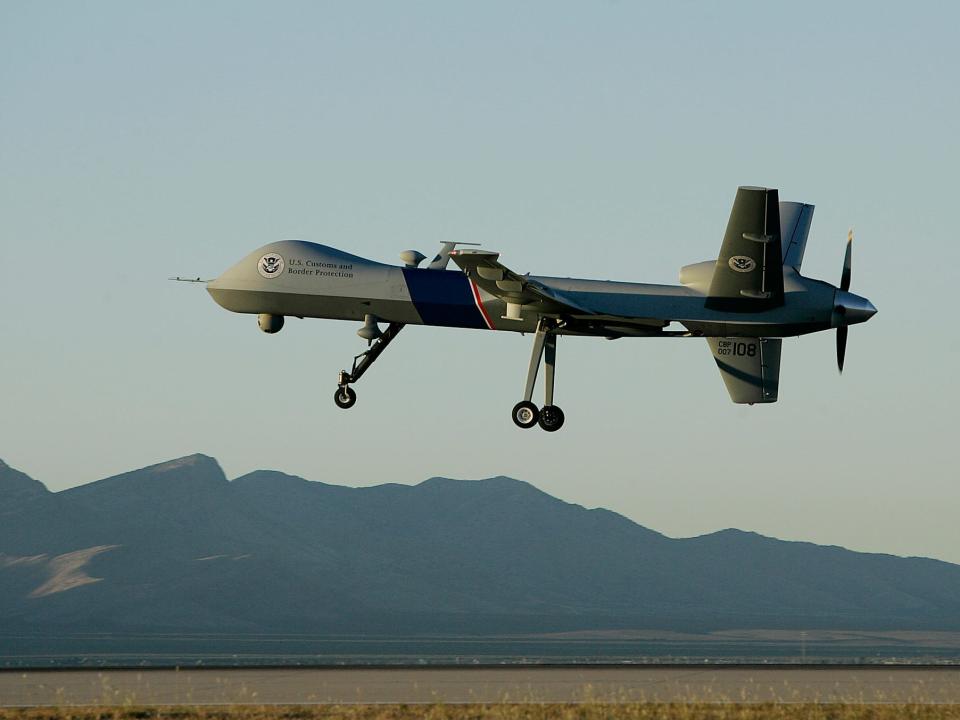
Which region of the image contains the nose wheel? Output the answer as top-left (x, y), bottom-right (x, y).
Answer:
top-left (334, 386), bottom-right (357, 409)
top-left (511, 318), bottom-right (566, 432)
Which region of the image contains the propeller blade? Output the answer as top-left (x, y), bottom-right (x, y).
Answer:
top-left (837, 326), bottom-right (848, 373)
top-left (840, 229), bottom-right (853, 291)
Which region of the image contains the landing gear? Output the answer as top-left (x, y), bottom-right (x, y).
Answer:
top-left (512, 401), bottom-right (539, 429)
top-left (333, 386), bottom-right (357, 409)
top-left (511, 318), bottom-right (565, 431)
top-left (333, 321), bottom-right (405, 410)
top-left (538, 405), bottom-right (565, 432)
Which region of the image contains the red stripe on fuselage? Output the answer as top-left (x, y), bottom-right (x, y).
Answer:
top-left (469, 280), bottom-right (495, 330)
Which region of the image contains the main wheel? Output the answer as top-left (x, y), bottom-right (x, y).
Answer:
top-left (334, 386), bottom-right (357, 409)
top-left (511, 401), bottom-right (539, 429)
top-left (538, 405), bottom-right (565, 432)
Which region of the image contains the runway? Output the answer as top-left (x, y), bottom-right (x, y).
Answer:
top-left (2, 666), bottom-right (959, 706)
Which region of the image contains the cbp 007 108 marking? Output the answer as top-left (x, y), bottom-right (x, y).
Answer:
top-left (717, 340), bottom-right (757, 357)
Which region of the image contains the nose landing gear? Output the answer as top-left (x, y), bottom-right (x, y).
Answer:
top-left (512, 318), bottom-right (565, 432)
top-left (333, 321), bottom-right (405, 409)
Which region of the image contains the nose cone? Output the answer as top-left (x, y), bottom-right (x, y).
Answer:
top-left (205, 273), bottom-right (231, 309)
top-left (834, 290), bottom-right (877, 326)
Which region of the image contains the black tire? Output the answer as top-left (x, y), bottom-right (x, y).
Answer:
top-left (511, 401), bottom-right (539, 429)
top-left (334, 386), bottom-right (357, 409)
top-left (538, 405), bottom-right (565, 432)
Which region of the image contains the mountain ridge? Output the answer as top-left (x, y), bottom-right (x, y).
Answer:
top-left (2, 454), bottom-right (958, 636)
top-left (0, 454), bottom-right (947, 561)
top-left (0, 458), bottom-right (51, 505)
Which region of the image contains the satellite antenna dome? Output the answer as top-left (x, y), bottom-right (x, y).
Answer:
top-left (400, 250), bottom-right (427, 268)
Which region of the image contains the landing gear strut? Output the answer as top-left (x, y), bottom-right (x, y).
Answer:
top-left (511, 318), bottom-right (565, 431)
top-left (334, 321), bottom-right (405, 409)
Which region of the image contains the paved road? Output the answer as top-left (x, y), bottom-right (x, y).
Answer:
top-left (2, 666), bottom-right (959, 706)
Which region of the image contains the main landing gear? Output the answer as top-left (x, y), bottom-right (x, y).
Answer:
top-left (333, 321), bottom-right (405, 409)
top-left (512, 318), bottom-right (565, 432)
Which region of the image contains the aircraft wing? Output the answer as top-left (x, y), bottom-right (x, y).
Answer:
top-left (706, 186), bottom-right (785, 312)
top-left (706, 337), bottom-right (781, 404)
top-left (449, 249), bottom-right (595, 316)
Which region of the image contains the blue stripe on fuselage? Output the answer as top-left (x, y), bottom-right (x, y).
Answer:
top-left (402, 268), bottom-right (488, 329)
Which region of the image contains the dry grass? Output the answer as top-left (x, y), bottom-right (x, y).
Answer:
top-left (2, 705), bottom-right (960, 720)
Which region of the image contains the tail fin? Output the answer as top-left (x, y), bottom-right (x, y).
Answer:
top-left (707, 337), bottom-right (781, 404)
top-left (780, 201), bottom-right (815, 270)
top-left (706, 187), bottom-right (784, 312)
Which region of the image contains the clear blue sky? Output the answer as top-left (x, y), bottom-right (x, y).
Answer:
top-left (3, 2), bottom-right (958, 561)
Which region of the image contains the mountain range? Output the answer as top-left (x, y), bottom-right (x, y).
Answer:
top-left (2, 454), bottom-right (959, 636)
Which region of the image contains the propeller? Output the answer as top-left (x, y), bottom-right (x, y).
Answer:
top-left (841, 229), bottom-right (852, 292)
top-left (836, 325), bottom-right (848, 373)
top-left (833, 228), bottom-right (877, 372)
top-left (837, 229), bottom-right (853, 372)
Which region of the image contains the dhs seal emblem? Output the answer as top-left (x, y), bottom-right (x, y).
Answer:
top-left (258, 253), bottom-right (285, 278)
top-left (728, 255), bottom-right (757, 273)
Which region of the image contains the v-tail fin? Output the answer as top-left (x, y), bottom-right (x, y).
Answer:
top-left (707, 337), bottom-right (782, 404)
